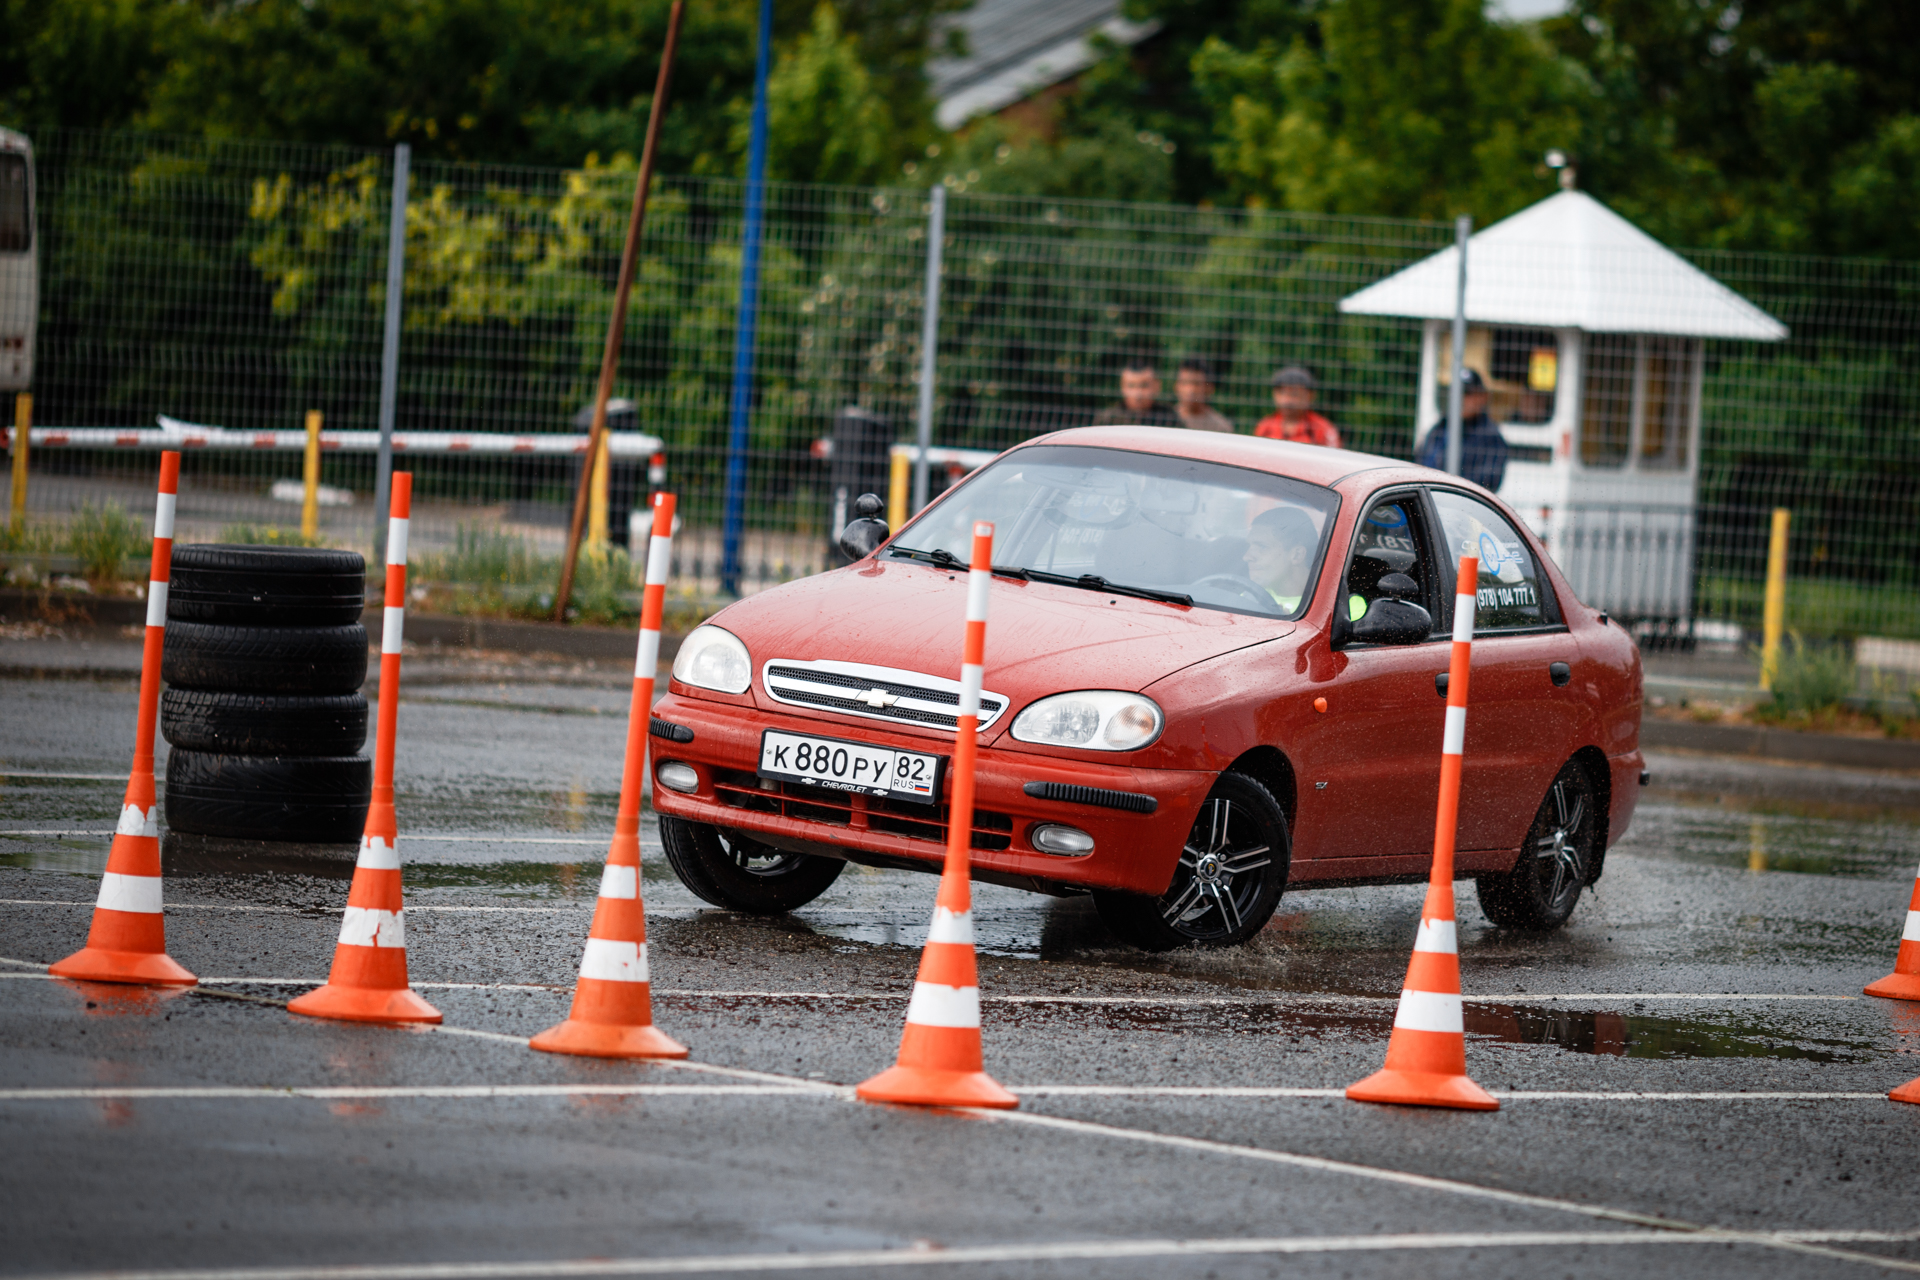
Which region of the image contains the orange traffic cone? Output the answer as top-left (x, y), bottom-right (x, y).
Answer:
top-left (288, 474), bottom-right (439, 1026)
top-left (858, 521), bottom-right (1016, 1111)
top-left (532, 492), bottom-right (686, 1060)
top-left (51, 452), bottom-right (195, 987)
top-left (1892, 1076), bottom-right (1920, 1105)
top-left (1865, 862), bottom-right (1920, 1001)
top-left (1348, 554), bottom-right (1497, 1112)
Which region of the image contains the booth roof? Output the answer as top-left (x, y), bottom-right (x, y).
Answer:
top-left (1337, 191), bottom-right (1788, 341)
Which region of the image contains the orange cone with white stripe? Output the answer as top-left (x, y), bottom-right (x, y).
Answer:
top-left (858, 521), bottom-right (1017, 1110)
top-left (51, 452), bottom-right (196, 987)
top-left (288, 474), bottom-right (440, 1025)
top-left (1865, 863), bottom-right (1920, 1002)
top-left (1348, 554), bottom-right (1497, 1112)
top-left (531, 492), bottom-right (687, 1059)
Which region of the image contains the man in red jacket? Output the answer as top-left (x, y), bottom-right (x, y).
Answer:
top-left (1254, 366), bottom-right (1342, 447)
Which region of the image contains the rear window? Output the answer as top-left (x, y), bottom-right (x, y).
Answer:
top-left (0, 153), bottom-right (29, 253)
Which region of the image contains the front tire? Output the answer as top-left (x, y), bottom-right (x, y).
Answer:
top-left (1093, 772), bottom-right (1290, 951)
top-left (1475, 759), bottom-right (1599, 930)
top-left (659, 814), bottom-right (845, 914)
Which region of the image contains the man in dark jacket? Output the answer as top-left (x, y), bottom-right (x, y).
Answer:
top-left (1417, 367), bottom-right (1508, 493)
top-left (1092, 357), bottom-right (1179, 428)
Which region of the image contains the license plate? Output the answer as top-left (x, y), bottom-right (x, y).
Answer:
top-left (757, 730), bottom-right (942, 805)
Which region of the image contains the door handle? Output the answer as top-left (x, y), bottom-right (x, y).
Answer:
top-left (1434, 673), bottom-right (1448, 697)
top-left (1549, 661), bottom-right (1572, 687)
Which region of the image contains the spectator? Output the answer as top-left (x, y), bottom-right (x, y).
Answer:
top-left (1092, 357), bottom-right (1179, 428)
top-left (1416, 367), bottom-right (1508, 493)
top-left (1172, 358), bottom-right (1233, 432)
top-left (1254, 366), bottom-right (1342, 446)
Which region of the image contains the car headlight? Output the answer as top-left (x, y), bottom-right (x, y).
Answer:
top-left (1010, 691), bottom-right (1163, 751)
top-left (671, 624), bottom-right (751, 694)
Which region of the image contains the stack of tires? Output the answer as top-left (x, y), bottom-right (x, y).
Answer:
top-left (161, 546), bottom-right (374, 844)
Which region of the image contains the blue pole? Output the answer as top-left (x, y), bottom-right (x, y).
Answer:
top-left (721, 0), bottom-right (772, 595)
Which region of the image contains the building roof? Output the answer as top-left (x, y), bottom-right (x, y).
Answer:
top-left (929, 0), bottom-right (1159, 132)
top-left (1338, 190), bottom-right (1787, 341)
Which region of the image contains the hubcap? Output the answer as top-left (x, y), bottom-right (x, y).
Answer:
top-left (1531, 776), bottom-right (1589, 908)
top-left (1159, 798), bottom-right (1272, 940)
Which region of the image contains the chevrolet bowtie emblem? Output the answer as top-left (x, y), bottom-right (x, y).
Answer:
top-left (855, 688), bottom-right (898, 709)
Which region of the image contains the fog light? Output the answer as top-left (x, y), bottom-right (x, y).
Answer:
top-left (657, 761), bottom-right (700, 793)
top-left (1031, 823), bottom-right (1094, 856)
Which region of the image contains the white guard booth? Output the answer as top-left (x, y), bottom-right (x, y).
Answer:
top-left (1338, 191), bottom-right (1786, 630)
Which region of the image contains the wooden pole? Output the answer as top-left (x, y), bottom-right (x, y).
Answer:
top-left (10, 392), bottom-right (29, 537)
top-left (302, 410), bottom-right (323, 540)
top-left (1760, 507), bottom-right (1791, 692)
top-left (554, 0), bottom-right (684, 621)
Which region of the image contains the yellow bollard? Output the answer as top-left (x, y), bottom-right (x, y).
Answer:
top-left (587, 433), bottom-right (610, 553)
top-left (9, 392), bottom-right (28, 538)
top-left (1759, 508), bottom-right (1790, 692)
top-left (301, 409), bottom-right (323, 541)
top-left (888, 447), bottom-right (909, 530)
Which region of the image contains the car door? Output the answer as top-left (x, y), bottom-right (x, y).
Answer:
top-left (1294, 490), bottom-right (1449, 862)
top-left (1428, 487), bottom-right (1581, 852)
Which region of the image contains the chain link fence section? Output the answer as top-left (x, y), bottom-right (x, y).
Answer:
top-left (4, 128), bottom-right (1916, 639)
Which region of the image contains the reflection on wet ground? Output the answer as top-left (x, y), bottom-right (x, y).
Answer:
top-left (1618, 801), bottom-right (1920, 880)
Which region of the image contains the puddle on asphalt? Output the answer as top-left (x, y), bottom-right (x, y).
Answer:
top-left (1617, 802), bottom-right (1920, 880)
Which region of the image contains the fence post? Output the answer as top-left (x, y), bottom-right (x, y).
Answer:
top-left (720, 0), bottom-right (773, 596)
top-left (588, 433), bottom-right (610, 552)
top-left (373, 143), bottom-right (410, 565)
top-left (1445, 214), bottom-right (1471, 477)
top-left (911, 186), bottom-right (947, 515)
top-left (1759, 507), bottom-right (1790, 691)
top-left (302, 410), bottom-right (323, 540)
top-left (8, 392), bottom-right (27, 537)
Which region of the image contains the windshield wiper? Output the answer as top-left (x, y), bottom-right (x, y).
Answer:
top-left (885, 544), bottom-right (964, 569)
top-left (1016, 568), bottom-right (1192, 608)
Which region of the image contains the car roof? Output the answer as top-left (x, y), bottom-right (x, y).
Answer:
top-left (1015, 425), bottom-right (1441, 495)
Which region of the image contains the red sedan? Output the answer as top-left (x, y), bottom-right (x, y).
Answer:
top-left (651, 426), bottom-right (1645, 950)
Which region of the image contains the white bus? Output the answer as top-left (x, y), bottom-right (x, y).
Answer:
top-left (0, 129), bottom-right (35, 392)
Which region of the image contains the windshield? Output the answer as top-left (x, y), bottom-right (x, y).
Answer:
top-left (891, 445), bottom-right (1340, 619)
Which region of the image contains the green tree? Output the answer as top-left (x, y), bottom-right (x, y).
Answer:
top-left (748, 4), bottom-right (896, 187)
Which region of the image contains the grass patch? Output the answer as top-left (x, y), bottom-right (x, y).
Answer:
top-left (1697, 574), bottom-right (1920, 640)
top-left (217, 523), bottom-right (329, 548)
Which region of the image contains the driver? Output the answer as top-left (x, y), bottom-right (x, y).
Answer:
top-left (1243, 506), bottom-right (1318, 613)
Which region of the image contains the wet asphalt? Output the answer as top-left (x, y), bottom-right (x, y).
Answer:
top-left (4, 671), bottom-right (1920, 1280)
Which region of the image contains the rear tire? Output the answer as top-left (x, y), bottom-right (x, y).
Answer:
top-left (1093, 772), bottom-right (1290, 951)
top-left (168, 544), bottom-right (367, 627)
top-left (161, 688), bottom-right (368, 756)
top-left (1475, 759), bottom-right (1599, 930)
top-left (164, 749), bottom-right (371, 842)
top-left (162, 621), bottom-right (368, 694)
top-left (659, 814), bottom-right (845, 914)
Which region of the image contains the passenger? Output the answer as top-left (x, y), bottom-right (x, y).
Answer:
top-left (1242, 506), bottom-right (1319, 613)
top-left (1092, 357), bottom-right (1180, 428)
top-left (1172, 358), bottom-right (1233, 432)
top-left (1416, 366), bottom-right (1509, 493)
top-left (1254, 366), bottom-right (1342, 447)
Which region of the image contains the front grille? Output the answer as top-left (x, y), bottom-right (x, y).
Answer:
top-left (713, 768), bottom-right (1012, 851)
top-left (763, 659), bottom-right (1008, 733)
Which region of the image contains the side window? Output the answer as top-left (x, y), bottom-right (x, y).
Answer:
top-left (1343, 494), bottom-right (1434, 628)
top-left (1430, 490), bottom-right (1554, 631)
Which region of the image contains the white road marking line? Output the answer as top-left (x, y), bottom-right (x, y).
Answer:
top-left (966, 1109), bottom-right (1920, 1273)
top-left (15, 1229), bottom-right (1920, 1280)
top-left (1011, 1086), bottom-right (1892, 1101)
top-left (0, 1084), bottom-right (819, 1101)
top-left (0, 772), bottom-right (129, 781)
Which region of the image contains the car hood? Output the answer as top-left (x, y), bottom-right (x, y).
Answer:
top-left (705, 560), bottom-right (1294, 723)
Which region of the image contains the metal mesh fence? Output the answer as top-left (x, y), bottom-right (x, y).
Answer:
top-left (4, 127), bottom-right (1916, 640)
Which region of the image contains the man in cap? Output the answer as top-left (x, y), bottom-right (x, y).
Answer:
top-left (1416, 367), bottom-right (1508, 493)
top-left (1254, 366), bottom-right (1341, 446)
top-left (1092, 356), bottom-right (1179, 428)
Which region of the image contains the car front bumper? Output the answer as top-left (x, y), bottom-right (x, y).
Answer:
top-left (648, 691), bottom-right (1215, 897)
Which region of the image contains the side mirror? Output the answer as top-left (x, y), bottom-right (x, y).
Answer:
top-left (1348, 597), bottom-right (1433, 646)
top-left (836, 492), bottom-right (889, 562)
